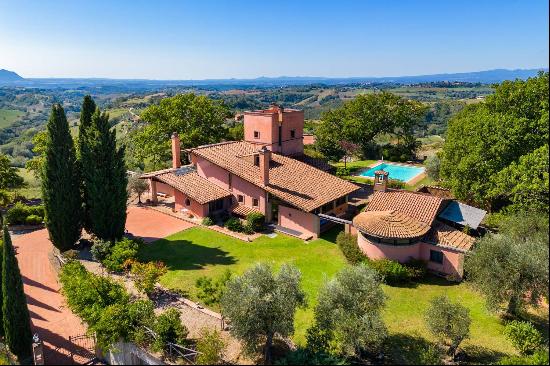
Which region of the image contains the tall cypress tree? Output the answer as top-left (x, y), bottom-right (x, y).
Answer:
top-left (78, 95), bottom-right (97, 232)
top-left (0, 237), bottom-right (3, 339)
top-left (42, 104), bottom-right (82, 251)
top-left (2, 226), bottom-right (33, 362)
top-left (81, 108), bottom-right (127, 241)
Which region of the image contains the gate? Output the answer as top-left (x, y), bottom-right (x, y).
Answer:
top-left (68, 334), bottom-right (98, 364)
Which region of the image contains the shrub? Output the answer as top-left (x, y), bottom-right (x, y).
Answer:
top-left (336, 167), bottom-right (350, 177)
top-left (131, 261), bottom-right (167, 295)
top-left (25, 214), bottom-right (43, 225)
top-left (201, 217), bottom-right (214, 226)
top-left (504, 321), bottom-right (543, 355)
top-left (275, 348), bottom-right (347, 365)
top-left (405, 258), bottom-right (428, 279)
top-left (246, 212), bottom-right (265, 232)
top-left (102, 237), bottom-right (140, 272)
top-left (336, 232), bottom-right (365, 264)
top-left (367, 258), bottom-right (413, 285)
top-left (242, 222), bottom-right (255, 235)
top-left (388, 179), bottom-right (406, 189)
top-left (195, 270), bottom-right (232, 306)
top-left (195, 328), bottom-right (227, 365)
top-left (151, 308), bottom-right (189, 352)
top-left (224, 217), bottom-right (243, 232)
top-left (5, 202), bottom-right (45, 225)
top-left (498, 348), bottom-right (549, 365)
top-left (90, 239), bottom-right (112, 262)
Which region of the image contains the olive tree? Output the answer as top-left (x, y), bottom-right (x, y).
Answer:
top-left (313, 264), bottom-right (387, 358)
top-left (425, 295), bottom-right (471, 357)
top-left (465, 212), bottom-right (549, 317)
top-left (220, 263), bottom-right (306, 364)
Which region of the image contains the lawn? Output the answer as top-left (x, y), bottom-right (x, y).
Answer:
top-left (139, 226), bottom-right (528, 362)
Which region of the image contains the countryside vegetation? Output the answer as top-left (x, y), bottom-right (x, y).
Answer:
top-left (0, 72), bottom-right (547, 365)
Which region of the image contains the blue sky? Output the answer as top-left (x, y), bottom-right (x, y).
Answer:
top-left (0, 0), bottom-right (548, 79)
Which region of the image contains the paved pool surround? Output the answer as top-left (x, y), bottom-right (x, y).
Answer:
top-left (358, 161), bottom-right (426, 184)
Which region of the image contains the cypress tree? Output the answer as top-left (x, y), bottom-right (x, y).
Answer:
top-left (0, 237), bottom-right (3, 338)
top-left (2, 226), bottom-right (33, 362)
top-left (81, 108), bottom-right (127, 241)
top-left (42, 104), bottom-right (82, 251)
top-left (78, 95), bottom-right (97, 232)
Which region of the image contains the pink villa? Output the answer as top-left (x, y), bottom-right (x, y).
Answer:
top-left (140, 104), bottom-right (484, 278)
top-left (351, 172), bottom-right (486, 278)
top-left (141, 105), bottom-right (359, 239)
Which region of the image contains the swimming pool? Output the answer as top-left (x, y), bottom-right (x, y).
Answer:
top-left (358, 163), bottom-right (425, 182)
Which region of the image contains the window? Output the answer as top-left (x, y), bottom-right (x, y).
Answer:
top-left (290, 129), bottom-right (296, 138)
top-left (378, 175), bottom-right (385, 183)
top-left (184, 198), bottom-right (191, 206)
top-left (237, 194), bottom-right (244, 203)
top-left (278, 125), bottom-right (282, 146)
top-left (254, 155), bottom-right (260, 166)
top-left (430, 250), bottom-right (444, 264)
top-left (252, 198), bottom-right (259, 207)
top-left (254, 131), bottom-right (260, 139)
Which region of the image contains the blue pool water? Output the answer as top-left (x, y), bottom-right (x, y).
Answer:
top-left (358, 163), bottom-right (425, 182)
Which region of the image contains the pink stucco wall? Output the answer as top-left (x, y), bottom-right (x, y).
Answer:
top-left (174, 190), bottom-right (208, 218)
top-left (278, 205), bottom-right (320, 239)
top-left (155, 182), bottom-right (175, 196)
top-left (357, 231), bottom-right (465, 278)
top-left (243, 110), bottom-right (304, 156)
top-left (193, 155), bottom-right (268, 216)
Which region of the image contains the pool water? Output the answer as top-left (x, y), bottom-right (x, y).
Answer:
top-left (358, 163), bottom-right (425, 182)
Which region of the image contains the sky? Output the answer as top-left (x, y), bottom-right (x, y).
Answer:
top-left (0, 0), bottom-right (548, 79)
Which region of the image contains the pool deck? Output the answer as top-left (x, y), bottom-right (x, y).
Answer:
top-left (356, 160), bottom-right (426, 185)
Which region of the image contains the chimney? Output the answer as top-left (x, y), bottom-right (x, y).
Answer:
top-left (259, 146), bottom-right (271, 186)
top-left (278, 105), bottom-right (284, 123)
top-left (373, 170), bottom-right (389, 192)
top-left (171, 132), bottom-right (181, 169)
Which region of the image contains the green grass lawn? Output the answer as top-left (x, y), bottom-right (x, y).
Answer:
top-left (138, 226), bottom-right (531, 363)
top-left (333, 159), bottom-right (377, 171)
top-left (0, 109), bottom-right (24, 129)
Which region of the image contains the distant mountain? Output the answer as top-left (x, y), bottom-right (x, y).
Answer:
top-left (0, 69), bottom-right (23, 83)
top-left (0, 67), bottom-right (546, 88)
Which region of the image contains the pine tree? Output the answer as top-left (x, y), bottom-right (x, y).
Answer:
top-left (81, 108), bottom-right (127, 241)
top-left (42, 104), bottom-right (82, 251)
top-left (2, 226), bottom-right (33, 362)
top-left (78, 95), bottom-right (97, 232)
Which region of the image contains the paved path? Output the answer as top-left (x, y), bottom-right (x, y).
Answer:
top-left (14, 229), bottom-right (86, 365)
top-left (125, 205), bottom-right (195, 242)
top-left (14, 205), bottom-right (194, 364)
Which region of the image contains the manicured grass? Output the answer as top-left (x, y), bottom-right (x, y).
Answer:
top-left (332, 159), bottom-right (378, 171)
top-left (0, 109), bottom-right (24, 129)
top-left (138, 225), bottom-right (529, 363)
top-left (139, 226), bottom-right (347, 343)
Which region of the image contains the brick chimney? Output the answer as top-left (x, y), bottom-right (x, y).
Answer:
top-left (373, 170), bottom-right (389, 192)
top-left (171, 132), bottom-right (181, 169)
top-left (259, 146), bottom-right (271, 186)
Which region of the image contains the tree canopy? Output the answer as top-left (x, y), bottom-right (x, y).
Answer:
top-left (220, 263), bottom-right (306, 364)
top-left (315, 92), bottom-right (427, 161)
top-left (464, 212), bottom-right (549, 317)
top-left (129, 93), bottom-right (231, 169)
top-left (0, 154), bottom-right (24, 190)
top-left (440, 72), bottom-right (549, 211)
top-left (313, 264), bottom-right (387, 358)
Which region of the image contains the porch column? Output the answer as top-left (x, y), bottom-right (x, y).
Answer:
top-left (149, 178), bottom-right (158, 205)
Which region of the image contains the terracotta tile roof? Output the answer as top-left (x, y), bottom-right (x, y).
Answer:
top-left (353, 210), bottom-right (431, 239)
top-left (230, 203), bottom-right (261, 217)
top-left (141, 166), bottom-right (231, 205)
top-left (292, 154), bottom-right (335, 173)
top-left (366, 191), bottom-right (445, 225)
top-left (424, 221), bottom-right (476, 252)
top-left (190, 141), bottom-right (359, 212)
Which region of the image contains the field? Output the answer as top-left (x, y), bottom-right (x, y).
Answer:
top-left (138, 226), bottom-right (530, 363)
top-left (0, 109), bottom-right (24, 128)
top-left (16, 168), bottom-right (41, 199)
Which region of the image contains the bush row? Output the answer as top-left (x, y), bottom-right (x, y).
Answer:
top-left (5, 202), bottom-right (45, 225)
top-left (224, 213), bottom-right (265, 234)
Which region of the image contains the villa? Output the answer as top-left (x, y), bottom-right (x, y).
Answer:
top-left (141, 104), bottom-right (360, 239)
top-left (352, 171), bottom-right (486, 278)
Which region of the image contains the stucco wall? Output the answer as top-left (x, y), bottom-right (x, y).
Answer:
top-left (243, 110), bottom-right (304, 155)
top-left (278, 205), bottom-right (320, 239)
top-left (357, 231), bottom-right (465, 278)
top-left (357, 232), bottom-right (420, 262)
top-left (174, 190), bottom-right (208, 218)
